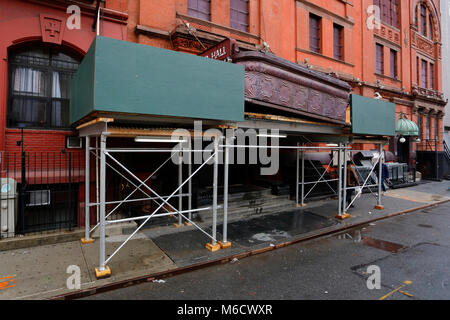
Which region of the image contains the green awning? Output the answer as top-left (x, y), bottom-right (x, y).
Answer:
top-left (396, 115), bottom-right (419, 136)
top-left (70, 36), bottom-right (245, 125)
top-left (350, 94), bottom-right (396, 136)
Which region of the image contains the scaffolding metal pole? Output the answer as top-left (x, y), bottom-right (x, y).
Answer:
top-left (88, 151), bottom-right (173, 234)
top-left (342, 143), bottom-right (348, 213)
top-left (301, 143), bottom-right (305, 207)
top-left (96, 137), bottom-right (100, 223)
top-left (377, 144), bottom-right (383, 207)
top-left (103, 152), bottom-right (218, 266)
top-left (188, 151), bottom-right (192, 221)
top-left (296, 142), bottom-right (299, 206)
top-left (212, 139), bottom-right (219, 245)
top-left (223, 139), bottom-right (230, 244)
top-left (346, 154), bottom-right (381, 211)
top-left (337, 143), bottom-right (343, 217)
top-left (99, 134), bottom-right (107, 271)
top-left (303, 158), bottom-right (335, 200)
top-left (84, 136), bottom-right (91, 242)
top-left (178, 152), bottom-right (183, 226)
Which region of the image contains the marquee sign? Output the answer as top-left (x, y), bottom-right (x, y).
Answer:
top-left (200, 38), bottom-right (239, 61)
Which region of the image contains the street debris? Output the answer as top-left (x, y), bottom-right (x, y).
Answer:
top-left (152, 279), bottom-right (166, 284)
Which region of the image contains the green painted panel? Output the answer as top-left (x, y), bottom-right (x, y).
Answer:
top-left (351, 94), bottom-right (395, 136)
top-left (70, 36), bottom-right (244, 124)
top-left (70, 39), bottom-right (96, 125)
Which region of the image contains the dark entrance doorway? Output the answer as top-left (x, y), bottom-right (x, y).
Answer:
top-left (397, 137), bottom-right (410, 164)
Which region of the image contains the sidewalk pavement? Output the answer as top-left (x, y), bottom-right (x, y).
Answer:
top-left (0, 181), bottom-right (448, 300)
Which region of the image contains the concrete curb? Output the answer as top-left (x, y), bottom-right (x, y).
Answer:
top-left (0, 229), bottom-right (85, 252)
top-left (49, 198), bottom-right (450, 300)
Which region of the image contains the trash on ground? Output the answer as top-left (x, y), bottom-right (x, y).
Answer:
top-left (152, 279), bottom-right (166, 283)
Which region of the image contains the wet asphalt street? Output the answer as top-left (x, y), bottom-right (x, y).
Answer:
top-left (85, 201), bottom-right (450, 300)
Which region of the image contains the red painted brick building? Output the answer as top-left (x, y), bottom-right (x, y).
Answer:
top-left (0, 0), bottom-right (446, 234)
top-left (0, 0), bottom-right (128, 233)
top-left (126, 0), bottom-right (446, 173)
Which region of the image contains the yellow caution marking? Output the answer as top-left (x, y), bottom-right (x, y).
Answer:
top-left (399, 290), bottom-right (414, 297)
top-left (379, 280), bottom-right (412, 300)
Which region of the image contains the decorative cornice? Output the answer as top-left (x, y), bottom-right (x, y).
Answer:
top-left (374, 24), bottom-right (401, 48)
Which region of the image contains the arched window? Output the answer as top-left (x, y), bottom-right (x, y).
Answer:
top-left (417, 2), bottom-right (435, 40)
top-left (8, 45), bottom-right (80, 129)
top-left (420, 4), bottom-right (427, 37)
top-left (428, 14), bottom-right (433, 40)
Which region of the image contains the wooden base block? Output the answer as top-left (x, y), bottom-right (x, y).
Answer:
top-left (173, 223), bottom-right (184, 228)
top-left (81, 238), bottom-right (94, 244)
top-left (95, 266), bottom-right (111, 279)
top-left (219, 241), bottom-right (232, 249)
top-left (205, 243), bottom-right (221, 252)
top-left (374, 205), bottom-right (385, 210)
top-left (336, 213), bottom-right (351, 220)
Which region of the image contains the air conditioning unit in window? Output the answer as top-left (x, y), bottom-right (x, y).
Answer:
top-left (66, 136), bottom-right (82, 149)
top-left (26, 190), bottom-right (51, 207)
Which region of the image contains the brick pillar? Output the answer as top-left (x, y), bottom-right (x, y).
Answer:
top-left (429, 112), bottom-right (436, 142)
top-left (437, 114), bottom-right (444, 152)
top-left (419, 111), bottom-right (428, 151)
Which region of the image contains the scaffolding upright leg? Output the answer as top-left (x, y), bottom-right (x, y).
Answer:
top-left (342, 143), bottom-right (348, 212)
top-left (81, 136), bottom-right (93, 244)
top-left (206, 138), bottom-right (220, 252)
top-left (95, 134), bottom-right (111, 278)
top-left (185, 151), bottom-right (193, 226)
top-left (375, 144), bottom-right (385, 210)
top-left (296, 142), bottom-right (299, 206)
top-left (175, 152), bottom-right (184, 227)
top-left (220, 140), bottom-right (231, 249)
top-left (301, 143), bottom-right (305, 207)
top-left (336, 143), bottom-right (346, 219)
top-left (96, 137), bottom-right (100, 224)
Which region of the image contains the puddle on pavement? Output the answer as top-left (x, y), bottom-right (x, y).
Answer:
top-left (361, 237), bottom-right (406, 253)
top-left (225, 210), bottom-right (337, 247)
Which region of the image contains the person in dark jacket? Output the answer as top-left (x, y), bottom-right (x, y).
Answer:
top-left (346, 162), bottom-right (360, 208)
top-left (375, 162), bottom-right (390, 192)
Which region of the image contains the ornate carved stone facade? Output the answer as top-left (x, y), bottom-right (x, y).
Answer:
top-left (234, 51), bottom-right (350, 124)
top-left (374, 23), bottom-right (401, 47)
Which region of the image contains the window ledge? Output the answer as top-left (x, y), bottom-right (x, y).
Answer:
top-left (296, 48), bottom-right (354, 67)
top-left (176, 13), bottom-right (259, 41)
top-left (375, 73), bottom-right (402, 83)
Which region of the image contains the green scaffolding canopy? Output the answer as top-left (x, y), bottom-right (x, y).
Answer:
top-left (70, 36), bottom-right (245, 125)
